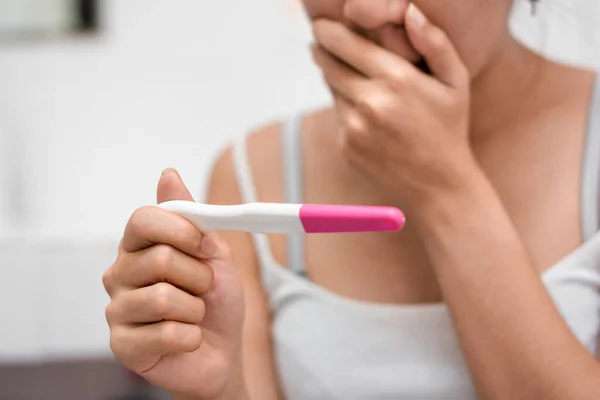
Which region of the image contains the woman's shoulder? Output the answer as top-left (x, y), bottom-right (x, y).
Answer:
top-left (209, 108), bottom-right (333, 203)
top-left (243, 107), bottom-right (332, 175)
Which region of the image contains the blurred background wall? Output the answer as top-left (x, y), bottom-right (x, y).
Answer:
top-left (0, 0), bottom-right (328, 364)
top-left (0, 0), bottom-right (598, 398)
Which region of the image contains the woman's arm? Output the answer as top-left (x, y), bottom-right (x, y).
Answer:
top-left (309, 6), bottom-right (600, 397)
top-left (204, 146), bottom-right (284, 400)
top-left (416, 164), bottom-right (600, 400)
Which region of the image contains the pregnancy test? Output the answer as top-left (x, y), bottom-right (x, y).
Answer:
top-left (158, 200), bottom-right (405, 234)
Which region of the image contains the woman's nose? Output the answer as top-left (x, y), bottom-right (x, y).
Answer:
top-left (343, 0), bottom-right (409, 29)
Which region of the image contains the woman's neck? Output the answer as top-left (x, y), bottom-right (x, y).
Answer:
top-left (467, 33), bottom-right (596, 145)
top-left (468, 35), bottom-right (547, 141)
top-left (314, 36), bottom-right (594, 205)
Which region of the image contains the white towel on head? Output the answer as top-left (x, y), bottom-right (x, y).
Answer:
top-left (511, 0), bottom-right (600, 67)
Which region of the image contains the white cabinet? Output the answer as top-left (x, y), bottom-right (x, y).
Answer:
top-left (0, 237), bottom-right (118, 362)
top-left (36, 238), bottom-right (117, 359)
top-left (0, 127), bottom-right (7, 235)
top-left (0, 240), bottom-right (41, 362)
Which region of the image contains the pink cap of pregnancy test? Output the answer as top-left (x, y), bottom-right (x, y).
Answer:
top-left (299, 204), bottom-right (405, 233)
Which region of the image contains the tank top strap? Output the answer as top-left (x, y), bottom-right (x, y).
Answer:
top-left (581, 73), bottom-right (600, 240)
top-left (231, 133), bottom-right (276, 269)
top-left (231, 114), bottom-right (307, 276)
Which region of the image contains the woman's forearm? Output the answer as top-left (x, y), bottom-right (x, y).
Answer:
top-left (413, 165), bottom-right (600, 400)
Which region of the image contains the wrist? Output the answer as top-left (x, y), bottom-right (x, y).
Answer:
top-left (173, 357), bottom-right (249, 400)
top-left (406, 158), bottom-right (490, 228)
top-left (210, 365), bottom-right (249, 400)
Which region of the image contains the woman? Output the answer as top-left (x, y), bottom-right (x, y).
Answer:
top-left (102, 1), bottom-right (600, 399)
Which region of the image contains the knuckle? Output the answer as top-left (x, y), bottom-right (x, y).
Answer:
top-left (109, 328), bottom-right (127, 359)
top-left (358, 92), bottom-right (391, 121)
top-left (102, 268), bottom-right (115, 294)
top-left (171, 222), bottom-right (204, 256)
top-left (187, 326), bottom-right (204, 350)
top-left (152, 282), bottom-right (174, 316)
top-left (151, 244), bottom-right (175, 279)
top-left (105, 302), bottom-right (116, 324)
top-left (387, 68), bottom-right (412, 89)
top-left (158, 321), bottom-right (180, 348)
top-left (344, 112), bottom-right (368, 137)
top-left (187, 229), bottom-right (206, 254)
top-left (428, 30), bottom-right (447, 54)
top-left (128, 206), bottom-right (154, 236)
top-left (194, 299), bottom-right (207, 324)
top-left (197, 263), bottom-right (215, 294)
top-left (443, 87), bottom-right (467, 110)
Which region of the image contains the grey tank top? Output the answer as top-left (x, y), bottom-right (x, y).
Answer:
top-left (231, 77), bottom-right (600, 400)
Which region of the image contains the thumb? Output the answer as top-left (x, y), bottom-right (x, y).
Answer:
top-left (156, 168), bottom-right (195, 204)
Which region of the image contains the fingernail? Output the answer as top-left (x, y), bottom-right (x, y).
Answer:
top-left (201, 235), bottom-right (218, 258)
top-left (162, 168), bottom-right (177, 176)
top-left (407, 3), bottom-right (427, 29)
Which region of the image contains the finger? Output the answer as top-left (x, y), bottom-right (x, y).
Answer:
top-left (313, 45), bottom-right (399, 125)
top-left (157, 168), bottom-right (194, 204)
top-left (343, 0), bottom-right (408, 30)
top-left (331, 89), bottom-right (352, 117)
top-left (377, 24), bottom-right (421, 64)
top-left (121, 205), bottom-right (218, 259)
top-left (110, 322), bottom-right (203, 373)
top-left (106, 283), bottom-right (206, 325)
top-left (312, 44), bottom-right (371, 104)
top-left (332, 92), bottom-right (373, 152)
top-left (313, 19), bottom-right (419, 81)
top-left (331, 88), bottom-right (361, 125)
top-left (117, 244), bottom-right (214, 296)
top-left (404, 3), bottom-right (468, 88)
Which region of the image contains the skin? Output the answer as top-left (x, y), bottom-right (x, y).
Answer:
top-left (103, 1), bottom-right (599, 399)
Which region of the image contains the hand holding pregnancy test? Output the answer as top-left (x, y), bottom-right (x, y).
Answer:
top-left (158, 200), bottom-right (405, 234)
